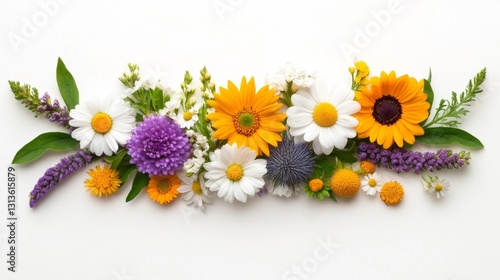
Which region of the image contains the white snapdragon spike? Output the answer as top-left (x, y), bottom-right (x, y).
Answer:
top-left (203, 143), bottom-right (267, 203)
top-left (287, 79), bottom-right (361, 155)
top-left (69, 96), bottom-right (136, 156)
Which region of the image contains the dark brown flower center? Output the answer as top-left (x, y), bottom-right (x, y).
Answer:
top-left (373, 95), bottom-right (402, 125)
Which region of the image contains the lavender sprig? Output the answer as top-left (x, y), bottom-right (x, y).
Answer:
top-left (29, 150), bottom-right (94, 208)
top-left (9, 81), bottom-right (72, 129)
top-left (38, 93), bottom-right (72, 128)
top-left (357, 142), bottom-right (470, 174)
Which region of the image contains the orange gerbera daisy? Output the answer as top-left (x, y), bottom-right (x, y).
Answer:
top-left (354, 71), bottom-right (430, 149)
top-left (207, 77), bottom-right (287, 156)
top-left (146, 174), bottom-right (181, 204)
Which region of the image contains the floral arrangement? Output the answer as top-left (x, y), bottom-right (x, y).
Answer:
top-left (9, 58), bottom-right (486, 210)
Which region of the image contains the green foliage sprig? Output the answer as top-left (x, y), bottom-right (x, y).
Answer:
top-left (423, 68), bottom-right (486, 129)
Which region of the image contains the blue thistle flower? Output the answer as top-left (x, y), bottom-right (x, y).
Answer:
top-left (265, 135), bottom-right (315, 197)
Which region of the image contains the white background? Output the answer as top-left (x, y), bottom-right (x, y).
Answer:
top-left (1, 0), bottom-right (500, 279)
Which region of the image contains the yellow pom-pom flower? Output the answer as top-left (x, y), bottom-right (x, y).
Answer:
top-left (380, 181), bottom-right (404, 205)
top-left (330, 169), bottom-right (360, 198)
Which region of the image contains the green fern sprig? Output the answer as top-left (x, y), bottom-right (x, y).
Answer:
top-left (423, 68), bottom-right (486, 128)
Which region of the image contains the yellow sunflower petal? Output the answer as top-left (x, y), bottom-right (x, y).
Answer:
top-left (354, 70), bottom-right (429, 148)
top-left (208, 76), bottom-right (286, 155)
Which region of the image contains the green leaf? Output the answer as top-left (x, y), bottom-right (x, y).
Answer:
top-left (56, 58), bottom-right (79, 110)
top-left (126, 171), bottom-right (150, 202)
top-left (105, 149), bottom-right (128, 170)
top-left (331, 150), bottom-right (358, 163)
top-left (12, 132), bottom-right (79, 164)
top-left (117, 165), bottom-right (136, 186)
top-left (421, 79), bottom-right (434, 126)
top-left (417, 127), bottom-right (483, 148)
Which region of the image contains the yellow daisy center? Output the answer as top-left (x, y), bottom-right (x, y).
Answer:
top-left (368, 178), bottom-right (377, 187)
top-left (192, 181), bottom-right (202, 195)
top-left (373, 95), bottom-right (402, 125)
top-left (183, 111), bottom-right (193, 121)
top-left (313, 102), bottom-right (338, 127)
top-left (330, 169), bottom-right (360, 198)
top-left (84, 165), bottom-right (121, 197)
top-left (435, 184), bottom-right (443, 192)
top-left (308, 179), bottom-right (324, 192)
top-left (380, 181), bottom-right (404, 205)
top-left (91, 112), bottom-right (113, 134)
top-left (226, 164), bottom-right (244, 181)
top-left (234, 108), bottom-right (260, 136)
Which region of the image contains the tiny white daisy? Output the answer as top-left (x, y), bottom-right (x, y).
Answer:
top-left (422, 176), bottom-right (450, 199)
top-left (178, 172), bottom-right (211, 211)
top-left (361, 172), bottom-right (383, 196)
top-left (69, 96), bottom-right (135, 156)
top-left (175, 103), bottom-right (200, 129)
top-left (287, 79), bottom-right (361, 155)
top-left (203, 143), bottom-right (267, 203)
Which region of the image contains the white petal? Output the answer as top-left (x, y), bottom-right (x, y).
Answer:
top-left (319, 126), bottom-right (334, 146)
top-left (311, 78), bottom-right (328, 103)
top-left (232, 182), bottom-right (247, 202)
top-left (303, 124), bottom-right (320, 142)
top-left (336, 115), bottom-right (359, 128)
top-left (291, 93), bottom-right (316, 111)
top-left (312, 138), bottom-right (323, 155)
top-left (287, 112), bottom-right (313, 128)
top-left (336, 101), bottom-right (361, 115)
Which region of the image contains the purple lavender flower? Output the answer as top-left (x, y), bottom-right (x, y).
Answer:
top-left (357, 142), bottom-right (470, 174)
top-left (37, 93), bottom-right (72, 128)
top-left (29, 150), bottom-right (94, 208)
top-left (127, 114), bottom-right (191, 177)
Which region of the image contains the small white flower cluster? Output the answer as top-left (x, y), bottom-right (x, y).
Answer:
top-left (122, 65), bottom-right (175, 98)
top-left (265, 62), bottom-right (316, 92)
top-left (184, 129), bottom-right (210, 176)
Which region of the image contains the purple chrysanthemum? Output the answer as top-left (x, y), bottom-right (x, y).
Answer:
top-left (29, 150), bottom-right (94, 208)
top-left (265, 135), bottom-right (315, 197)
top-left (357, 142), bottom-right (471, 174)
top-left (127, 114), bottom-right (191, 176)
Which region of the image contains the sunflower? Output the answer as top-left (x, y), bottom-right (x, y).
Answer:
top-left (207, 77), bottom-right (287, 156)
top-left (354, 71), bottom-right (430, 149)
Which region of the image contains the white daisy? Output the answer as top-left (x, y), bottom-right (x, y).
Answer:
top-left (175, 103), bottom-right (201, 129)
top-left (361, 172), bottom-right (383, 196)
top-left (422, 176), bottom-right (450, 199)
top-left (178, 172), bottom-right (211, 211)
top-left (203, 143), bottom-right (267, 203)
top-left (69, 97), bottom-right (136, 156)
top-left (287, 79), bottom-right (361, 155)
